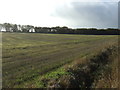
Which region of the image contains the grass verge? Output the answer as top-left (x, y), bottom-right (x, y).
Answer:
top-left (37, 44), bottom-right (119, 88)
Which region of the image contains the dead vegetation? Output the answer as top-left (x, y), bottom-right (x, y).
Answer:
top-left (47, 44), bottom-right (119, 89)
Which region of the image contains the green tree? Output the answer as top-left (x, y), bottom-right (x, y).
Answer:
top-left (3, 23), bottom-right (12, 32)
top-left (12, 24), bottom-right (18, 32)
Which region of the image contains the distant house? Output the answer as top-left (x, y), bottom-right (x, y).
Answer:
top-left (29, 28), bottom-right (35, 32)
top-left (0, 26), bottom-right (6, 32)
top-left (17, 25), bottom-right (22, 32)
top-left (51, 29), bottom-right (57, 32)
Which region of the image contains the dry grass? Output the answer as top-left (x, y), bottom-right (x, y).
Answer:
top-left (47, 44), bottom-right (119, 88)
top-left (94, 47), bottom-right (119, 88)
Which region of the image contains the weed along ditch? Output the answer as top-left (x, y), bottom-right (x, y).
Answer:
top-left (45, 45), bottom-right (118, 88)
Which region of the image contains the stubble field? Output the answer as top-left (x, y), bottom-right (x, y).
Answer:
top-left (2, 33), bottom-right (118, 88)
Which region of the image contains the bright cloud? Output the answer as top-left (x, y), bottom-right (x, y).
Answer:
top-left (0, 0), bottom-right (119, 28)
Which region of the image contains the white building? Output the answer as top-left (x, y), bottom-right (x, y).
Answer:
top-left (0, 25), bottom-right (6, 32)
top-left (29, 28), bottom-right (35, 32)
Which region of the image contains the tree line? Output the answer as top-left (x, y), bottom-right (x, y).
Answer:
top-left (0, 23), bottom-right (119, 35)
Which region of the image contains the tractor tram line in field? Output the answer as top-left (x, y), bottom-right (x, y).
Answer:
top-left (2, 33), bottom-right (118, 88)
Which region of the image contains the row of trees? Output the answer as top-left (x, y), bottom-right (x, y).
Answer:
top-left (0, 23), bottom-right (119, 35)
top-left (0, 23), bottom-right (35, 32)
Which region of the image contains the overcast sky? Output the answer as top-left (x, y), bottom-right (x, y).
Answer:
top-left (0, 0), bottom-right (119, 28)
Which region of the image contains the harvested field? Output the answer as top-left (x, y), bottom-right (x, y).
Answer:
top-left (2, 33), bottom-right (118, 88)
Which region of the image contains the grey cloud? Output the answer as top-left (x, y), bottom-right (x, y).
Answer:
top-left (52, 2), bottom-right (118, 28)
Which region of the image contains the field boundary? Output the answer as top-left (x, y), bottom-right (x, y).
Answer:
top-left (46, 44), bottom-right (118, 88)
